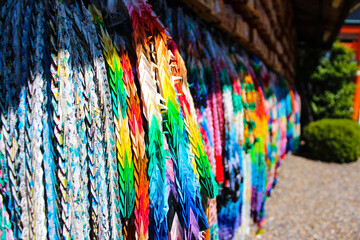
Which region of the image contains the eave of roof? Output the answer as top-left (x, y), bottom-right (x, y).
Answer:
top-left (293, 0), bottom-right (356, 49)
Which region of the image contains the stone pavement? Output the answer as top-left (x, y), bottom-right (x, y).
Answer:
top-left (260, 155), bottom-right (360, 240)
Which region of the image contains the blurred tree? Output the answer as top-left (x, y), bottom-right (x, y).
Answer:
top-left (309, 41), bottom-right (358, 120)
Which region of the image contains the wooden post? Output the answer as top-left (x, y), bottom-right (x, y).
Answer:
top-left (353, 33), bottom-right (360, 121)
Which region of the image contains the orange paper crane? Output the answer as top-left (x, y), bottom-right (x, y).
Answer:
top-left (121, 51), bottom-right (150, 239)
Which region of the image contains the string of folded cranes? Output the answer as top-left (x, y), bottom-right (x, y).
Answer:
top-left (0, 0), bottom-right (300, 239)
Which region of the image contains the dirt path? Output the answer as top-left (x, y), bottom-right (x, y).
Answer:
top-left (261, 155), bottom-right (360, 240)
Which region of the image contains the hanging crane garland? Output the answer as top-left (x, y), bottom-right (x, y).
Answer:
top-left (154, 2), bottom-right (301, 240)
top-left (81, 2), bottom-right (121, 239)
top-left (0, 0), bottom-right (301, 239)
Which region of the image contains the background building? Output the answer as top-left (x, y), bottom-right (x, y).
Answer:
top-left (339, 3), bottom-right (360, 122)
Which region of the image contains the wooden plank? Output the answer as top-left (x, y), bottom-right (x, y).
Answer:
top-left (233, 2), bottom-right (276, 49)
top-left (177, 0), bottom-right (295, 78)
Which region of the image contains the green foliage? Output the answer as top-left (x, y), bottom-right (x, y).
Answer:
top-left (309, 41), bottom-right (358, 120)
top-left (303, 119), bottom-right (360, 163)
top-left (311, 83), bottom-right (356, 119)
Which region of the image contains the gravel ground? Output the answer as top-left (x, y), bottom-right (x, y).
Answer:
top-left (260, 155), bottom-right (360, 240)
